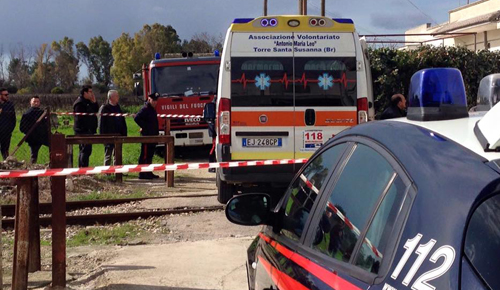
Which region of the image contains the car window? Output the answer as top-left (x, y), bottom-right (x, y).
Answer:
top-left (279, 143), bottom-right (348, 242)
top-left (464, 193), bottom-right (500, 290)
top-left (311, 144), bottom-right (395, 263)
top-left (355, 176), bottom-right (407, 273)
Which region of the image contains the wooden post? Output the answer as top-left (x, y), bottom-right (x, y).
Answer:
top-left (321, 0), bottom-right (325, 16)
top-left (115, 141), bottom-right (123, 183)
top-left (12, 178), bottom-right (32, 290)
top-left (298, 0), bottom-right (303, 14)
top-left (28, 177), bottom-right (41, 273)
top-left (303, 0), bottom-right (307, 15)
top-left (50, 133), bottom-right (67, 288)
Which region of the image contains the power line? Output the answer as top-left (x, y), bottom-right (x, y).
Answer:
top-left (402, 0), bottom-right (439, 25)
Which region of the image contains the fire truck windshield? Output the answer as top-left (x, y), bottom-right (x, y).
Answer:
top-left (151, 64), bottom-right (219, 96)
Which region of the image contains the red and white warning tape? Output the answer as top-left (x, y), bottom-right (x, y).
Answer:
top-left (299, 174), bottom-right (383, 259)
top-left (53, 112), bottom-right (203, 118)
top-left (0, 159), bottom-right (308, 179)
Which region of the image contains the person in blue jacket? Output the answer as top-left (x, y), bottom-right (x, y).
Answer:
top-left (134, 93), bottom-right (159, 179)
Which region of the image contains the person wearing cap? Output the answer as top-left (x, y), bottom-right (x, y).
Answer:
top-left (0, 87), bottom-right (16, 160)
top-left (98, 90), bottom-right (127, 166)
top-left (134, 93), bottom-right (160, 179)
top-left (380, 93), bottom-right (407, 120)
top-left (73, 85), bottom-right (99, 167)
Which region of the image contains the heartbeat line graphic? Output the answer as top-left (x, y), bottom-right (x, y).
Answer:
top-left (232, 72), bottom-right (355, 90)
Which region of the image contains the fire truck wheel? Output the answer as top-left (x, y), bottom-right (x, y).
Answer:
top-left (216, 170), bottom-right (234, 204)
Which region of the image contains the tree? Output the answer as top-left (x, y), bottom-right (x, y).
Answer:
top-left (134, 24), bottom-right (182, 62)
top-left (5, 44), bottom-right (33, 90)
top-left (111, 33), bottom-right (137, 92)
top-left (52, 37), bottom-right (79, 93)
top-left (76, 36), bottom-right (113, 86)
top-left (32, 43), bottom-right (56, 93)
top-left (182, 32), bottom-right (223, 53)
top-left (111, 24), bottom-right (182, 92)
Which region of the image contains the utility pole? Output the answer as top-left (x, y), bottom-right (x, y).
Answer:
top-left (321, 0), bottom-right (325, 16)
top-left (263, 0), bottom-right (268, 16)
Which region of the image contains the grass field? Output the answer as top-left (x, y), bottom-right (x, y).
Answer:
top-left (9, 109), bottom-right (166, 167)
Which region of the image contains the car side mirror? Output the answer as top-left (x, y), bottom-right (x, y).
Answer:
top-left (134, 82), bottom-right (143, 99)
top-left (225, 193), bottom-right (272, 226)
top-left (203, 102), bottom-right (216, 122)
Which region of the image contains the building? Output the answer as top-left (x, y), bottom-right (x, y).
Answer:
top-left (405, 0), bottom-right (500, 51)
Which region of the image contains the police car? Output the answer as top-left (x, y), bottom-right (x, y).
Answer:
top-left (225, 68), bottom-right (500, 290)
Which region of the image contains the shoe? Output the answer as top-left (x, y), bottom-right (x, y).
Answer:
top-left (152, 173), bottom-right (160, 179)
top-left (139, 173), bottom-right (154, 180)
top-left (208, 168), bottom-right (216, 173)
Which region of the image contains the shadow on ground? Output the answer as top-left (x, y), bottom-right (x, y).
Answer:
top-left (95, 285), bottom-right (217, 290)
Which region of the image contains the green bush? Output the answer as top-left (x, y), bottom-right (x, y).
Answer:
top-left (51, 86), bottom-right (65, 94)
top-left (368, 46), bottom-right (500, 115)
top-left (17, 87), bottom-right (32, 94)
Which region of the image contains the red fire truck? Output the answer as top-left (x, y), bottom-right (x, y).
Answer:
top-left (135, 53), bottom-right (221, 146)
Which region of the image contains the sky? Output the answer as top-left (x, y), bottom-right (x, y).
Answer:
top-left (0, 0), bottom-right (477, 78)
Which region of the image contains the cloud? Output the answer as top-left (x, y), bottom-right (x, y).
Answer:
top-left (370, 12), bottom-right (429, 30)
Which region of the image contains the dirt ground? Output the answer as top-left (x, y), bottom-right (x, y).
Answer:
top-left (1, 154), bottom-right (262, 290)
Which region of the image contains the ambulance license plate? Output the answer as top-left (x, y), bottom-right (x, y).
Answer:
top-left (243, 138), bottom-right (282, 147)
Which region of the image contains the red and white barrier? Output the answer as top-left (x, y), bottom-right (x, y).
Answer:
top-left (0, 159), bottom-right (308, 179)
top-left (53, 112), bottom-right (202, 118)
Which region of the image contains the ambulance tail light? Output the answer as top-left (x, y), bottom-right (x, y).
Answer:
top-left (357, 97), bottom-right (368, 124)
top-left (219, 98), bottom-right (231, 144)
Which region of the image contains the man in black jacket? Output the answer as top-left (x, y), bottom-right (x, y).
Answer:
top-left (98, 90), bottom-right (127, 166)
top-left (380, 94), bottom-right (407, 120)
top-left (134, 93), bottom-right (159, 179)
top-left (0, 87), bottom-right (16, 160)
top-left (20, 96), bottom-right (49, 164)
top-left (73, 85), bottom-right (99, 167)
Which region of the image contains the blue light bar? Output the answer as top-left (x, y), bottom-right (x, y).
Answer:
top-left (332, 18), bottom-right (354, 24)
top-left (233, 18), bottom-right (254, 24)
top-left (407, 68), bottom-right (468, 121)
top-left (214, 50), bottom-right (220, 57)
top-left (154, 52), bottom-right (161, 60)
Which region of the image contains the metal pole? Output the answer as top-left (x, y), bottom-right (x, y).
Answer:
top-left (321, 0), bottom-right (325, 16)
top-left (299, 0), bottom-right (303, 15)
top-left (303, 0), bottom-right (307, 15)
top-left (263, 0), bottom-right (268, 16)
top-left (50, 133), bottom-right (67, 288)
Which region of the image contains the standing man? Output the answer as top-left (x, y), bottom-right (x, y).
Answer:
top-left (134, 93), bottom-right (159, 179)
top-left (380, 93), bottom-right (407, 120)
top-left (0, 88), bottom-right (16, 160)
top-left (73, 85), bottom-right (99, 167)
top-left (20, 96), bottom-right (49, 164)
top-left (98, 90), bottom-right (127, 166)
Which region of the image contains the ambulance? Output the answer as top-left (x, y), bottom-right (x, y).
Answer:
top-left (206, 15), bottom-right (375, 203)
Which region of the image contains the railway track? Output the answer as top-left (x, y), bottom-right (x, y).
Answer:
top-left (1, 205), bottom-right (223, 229)
top-left (0, 194), bottom-right (218, 216)
top-left (1, 194), bottom-right (221, 229)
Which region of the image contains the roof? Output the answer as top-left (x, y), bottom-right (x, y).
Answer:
top-left (388, 113), bottom-right (500, 161)
top-left (434, 10), bottom-right (500, 33)
top-left (151, 56), bottom-right (220, 66)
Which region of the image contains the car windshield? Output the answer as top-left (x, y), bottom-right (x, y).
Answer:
top-left (464, 193), bottom-right (500, 290)
top-left (151, 64), bottom-right (219, 96)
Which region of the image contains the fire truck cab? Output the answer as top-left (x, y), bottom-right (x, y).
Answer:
top-left (136, 54), bottom-right (221, 147)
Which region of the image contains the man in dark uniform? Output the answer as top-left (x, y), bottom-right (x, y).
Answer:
top-left (134, 92), bottom-right (159, 179)
top-left (73, 85), bottom-right (99, 167)
top-left (0, 87), bottom-right (16, 160)
top-left (380, 94), bottom-right (407, 120)
top-left (20, 96), bottom-right (49, 164)
top-left (98, 90), bottom-right (127, 166)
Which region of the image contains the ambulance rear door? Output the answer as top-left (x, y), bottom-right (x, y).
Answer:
top-left (229, 32), bottom-right (296, 161)
top-left (292, 32), bottom-right (358, 158)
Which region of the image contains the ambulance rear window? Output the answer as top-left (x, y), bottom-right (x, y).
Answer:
top-left (231, 57), bottom-right (357, 107)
